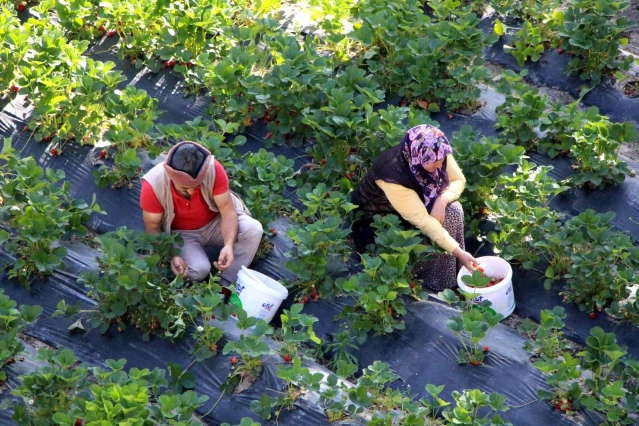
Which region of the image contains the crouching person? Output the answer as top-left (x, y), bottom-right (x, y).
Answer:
top-left (140, 141), bottom-right (263, 285)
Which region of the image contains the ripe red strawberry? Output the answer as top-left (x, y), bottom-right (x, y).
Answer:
top-left (558, 39), bottom-right (563, 45)
top-left (558, 48), bottom-right (564, 54)
top-left (16, 3), bottom-right (25, 12)
top-left (471, 361), bottom-right (479, 366)
top-left (74, 419), bottom-right (83, 426)
top-left (290, 109), bottom-right (296, 115)
top-left (409, 282), bottom-right (416, 289)
top-left (106, 30), bottom-right (116, 37)
top-left (265, 132), bottom-right (273, 139)
top-left (589, 312), bottom-right (596, 319)
top-left (117, 20), bottom-right (122, 26)
top-left (169, 60), bottom-right (176, 66)
top-left (50, 148), bottom-right (58, 156)
top-left (447, 113), bottom-right (453, 119)
top-left (179, 61), bottom-right (186, 66)
top-left (11, 85), bottom-right (19, 92)
top-left (269, 227), bottom-right (277, 235)
top-left (283, 355), bottom-right (291, 363)
top-left (483, 346), bottom-right (489, 352)
top-left (284, 133), bottom-right (290, 139)
top-left (99, 149), bottom-right (107, 159)
top-left (164, 61), bottom-right (171, 68)
top-left (302, 296), bottom-right (309, 303)
top-left (320, 159), bottom-right (327, 165)
top-left (99, 25), bottom-right (106, 32)
top-left (314, 295), bottom-right (319, 302)
top-left (186, 61), bottom-right (193, 68)
top-left (230, 357), bottom-right (238, 364)
top-left (43, 135), bottom-right (53, 142)
top-left (130, 31), bottom-right (134, 36)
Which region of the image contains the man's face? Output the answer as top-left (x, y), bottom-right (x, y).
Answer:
top-left (174, 182), bottom-right (199, 197)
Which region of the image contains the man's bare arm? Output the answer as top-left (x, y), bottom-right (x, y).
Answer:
top-left (213, 191), bottom-right (238, 249)
top-left (143, 210), bottom-right (163, 235)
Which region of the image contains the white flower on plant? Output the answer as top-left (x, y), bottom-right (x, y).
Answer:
top-left (197, 326), bottom-right (204, 332)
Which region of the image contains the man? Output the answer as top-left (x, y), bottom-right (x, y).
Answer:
top-left (140, 141), bottom-right (263, 284)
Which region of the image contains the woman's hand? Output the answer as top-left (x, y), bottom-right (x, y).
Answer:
top-left (431, 197), bottom-right (448, 224)
top-left (452, 247), bottom-right (478, 273)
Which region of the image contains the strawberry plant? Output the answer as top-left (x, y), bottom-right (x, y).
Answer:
top-left (503, 21), bottom-right (546, 67)
top-left (449, 125), bottom-right (524, 231)
top-left (285, 185), bottom-right (355, 299)
top-left (495, 70), bottom-right (547, 150)
top-left (93, 147), bottom-right (142, 189)
top-left (538, 101), bottom-right (591, 157)
top-left (336, 214), bottom-right (431, 343)
top-left (10, 348), bottom-right (208, 425)
top-left (441, 389), bottom-right (512, 425)
top-left (535, 327), bottom-right (639, 423)
top-left (53, 228), bottom-right (224, 341)
top-left (0, 289), bottom-right (42, 381)
top-left (560, 210), bottom-right (639, 312)
top-left (517, 307), bottom-right (571, 360)
top-left (426, 0), bottom-right (498, 111)
top-left (569, 116), bottom-right (639, 188)
top-left (250, 357), bottom-right (324, 421)
top-left (486, 161), bottom-right (568, 268)
top-left (221, 309), bottom-right (272, 394)
top-left (557, 0), bottom-right (636, 82)
top-left (301, 66), bottom-right (385, 186)
top-left (0, 140), bottom-right (103, 288)
top-left (231, 148), bottom-right (297, 231)
top-left (273, 303), bottom-right (322, 362)
top-left (438, 289), bottom-right (503, 365)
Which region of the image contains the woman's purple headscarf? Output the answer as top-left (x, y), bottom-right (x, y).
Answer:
top-left (399, 124), bottom-right (452, 212)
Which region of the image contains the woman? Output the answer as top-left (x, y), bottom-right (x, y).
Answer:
top-left (351, 124), bottom-right (477, 291)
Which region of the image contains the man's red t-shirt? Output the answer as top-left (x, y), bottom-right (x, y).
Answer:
top-left (140, 160), bottom-right (229, 231)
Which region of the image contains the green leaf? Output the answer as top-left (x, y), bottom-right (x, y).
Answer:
top-left (494, 19), bottom-right (505, 36)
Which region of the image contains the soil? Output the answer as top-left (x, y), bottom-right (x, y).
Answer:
top-left (484, 61), bottom-right (576, 105)
top-left (620, 0), bottom-right (639, 58)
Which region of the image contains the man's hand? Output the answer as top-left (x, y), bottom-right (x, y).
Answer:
top-left (452, 247), bottom-right (478, 273)
top-left (431, 197), bottom-right (448, 224)
top-left (170, 256), bottom-right (188, 277)
top-left (214, 245), bottom-right (234, 271)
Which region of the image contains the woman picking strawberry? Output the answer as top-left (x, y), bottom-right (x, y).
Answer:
top-left (351, 124), bottom-right (477, 290)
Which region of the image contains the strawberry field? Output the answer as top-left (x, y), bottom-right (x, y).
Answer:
top-left (1, 0), bottom-right (639, 424)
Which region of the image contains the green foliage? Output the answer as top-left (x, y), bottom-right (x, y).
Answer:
top-left (0, 289), bottom-right (42, 381)
top-left (285, 184), bottom-right (355, 298)
top-left (569, 116), bottom-right (639, 188)
top-left (558, 0), bottom-right (636, 82)
top-left (0, 139), bottom-right (103, 288)
top-left (518, 307), bottom-right (571, 360)
top-left (438, 290), bottom-right (503, 365)
top-left (54, 228), bottom-right (224, 341)
top-left (505, 21), bottom-right (545, 67)
top-left (337, 215), bottom-right (431, 343)
top-left (10, 348), bottom-right (207, 425)
top-left (93, 147), bottom-right (142, 189)
top-left (449, 125), bottom-right (524, 236)
top-left (561, 210), bottom-right (639, 312)
top-left (535, 327), bottom-right (639, 423)
top-left (486, 161), bottom-right (568, 268)
top-left (232, 148), bottom-right (297, 230)
top-left (495, 70), bottom-right (547, 149)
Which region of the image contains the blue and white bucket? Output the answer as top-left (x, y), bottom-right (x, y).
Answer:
top-left (232, 266), bottom-right (288, 324)
top-left (456, 256), bottom-right (515, 319)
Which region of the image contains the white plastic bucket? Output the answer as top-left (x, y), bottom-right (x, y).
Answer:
top-left (230, 266), bottom-right (288, 324)
top-left (456, 256), bottom-right (515, 319)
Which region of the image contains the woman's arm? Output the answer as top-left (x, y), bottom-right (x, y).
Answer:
top-left (376, 180), bottom-right (459, 254)
top-left (439, 154), bottom-right (466, 204)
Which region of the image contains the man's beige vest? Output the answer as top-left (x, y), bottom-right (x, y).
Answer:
top-left (142, 157), bottom-right (218, 234)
